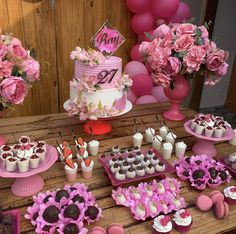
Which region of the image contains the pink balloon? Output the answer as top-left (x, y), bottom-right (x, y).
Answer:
top-left (136, 95), bottom-right (157, 104)
top-left (170, 2), bottom-right (191, 23)
top-left (151, 0), bottom-right (179, 18)
top-left (126, 0), bottom-right (151, 13)
top-left (155, 18), bottom-right (168, 27)
top-left (127, 90), bottom-right (138, 103)
top-left (151, 86), bottom-right (169, 102)
top-left (124, 61), bottom-right (148, 77)
top-left (131, 11), bottom-right (154, 34)
top-left (132, 73), bottom-right (154, 96)
top-left (138, 30), bottom-right (155, 42)
top-left (130, 44), bottom-right (141, 61)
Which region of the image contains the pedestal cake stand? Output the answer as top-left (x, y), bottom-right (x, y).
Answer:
top-left (64, 100), bottom-right (133, 135)
top-left (184, 120), bottom-right (234, 157)
top-left (0, 145), bottom-right (58, 197)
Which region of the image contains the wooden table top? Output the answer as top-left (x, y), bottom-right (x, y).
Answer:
top-left (0, 103), bottom-right (236, 234)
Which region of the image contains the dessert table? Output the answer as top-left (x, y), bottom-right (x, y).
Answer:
top-left (0, 103), bottom-right (236, 234)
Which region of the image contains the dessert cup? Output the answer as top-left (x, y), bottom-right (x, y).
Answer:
top-left (215, 127), bottom-right (223, 137)
top-left (145, 128), bottom-right (155, 143)
top-left (152, 135), bottom-right (162, 151)
top-left (159, 126), bottom-right (168, 139)
top-left (19, 136), bottom-right (30, 145)
top-left (195, 124), bottom-right (205, 135)
top-left (112, 145), bottom-right (120, 154)
top-left (173, 209), bottom-right (192, 233)
top-left (136, 166), bottom-right (145, 176)
top-left (81, 160), bottom-right (94, 179)
top-left (35, 148), bottom-right (46, 162)
top-left (190, 120), bottom-right (199, 131)
top-left (152, 215), bottom-right (172, 234)
top-left (35, 141), bottom-right (47, 151)
top-left (229, 129), bottom-right (236, 145)
top-left (0, 145), bottom-right (12, 153)
top-left (12, 144), bottom-right (21, 155)
top-left (175, 141), bottom-right (187, 158)
top-left (88, 140), bottom-right (99, 156)
top-left (133, 132), bottom-right (143, 149)
top-left (165, 132), bottom-right (176, 145)
top-left (161, 143), bottom-right (173, 160)
top-left (65, 162), bottom-right (78, 182)
top-left (205, 126), bottom-right (214, 137)
top-left (6, 157), bottom-right (17, 172)
top-left (30, 154), bottom-right (40, 169)
top-left (1, 152), bottom-right (13, 167)
top-left (77, 150), bottom-right (88, 165)
top-left (17, 158), bottom-right (30, 172)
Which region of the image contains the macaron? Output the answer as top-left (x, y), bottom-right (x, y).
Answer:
top-left (209, 190), bottom-right (224, 205)
top-left (89, 227), bottom-right (106, 234)
top-left (214, 201), bottom-right (229, 219)
top-left (196, 194), bottom-right (213, 211)
top-left (107, 223), bottom-right (124, 234)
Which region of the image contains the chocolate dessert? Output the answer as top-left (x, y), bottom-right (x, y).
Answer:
top-left (42, 205), bottom-right (60, 223)
top-left (182, 170), bottom-right (189, 177)
top-left (208, 167), bottom-right (218, 179)
top-left (43, 195), bottom-right (52, 203)
top-left (64, 204), bottom-right (80, 220)
top-left (63, 223), bottom-right (79, 234)
top-left (219, 171), bottom-right (227, 181)
top-left (136, 151), bottom-right (142, 156)
top-left (72, 194), bottom-right (85, 203)
top-left (192, 169), bottom-right (205, 180)
top-left (55, 189), bottom-right (69, 202)
top-left (85, 206), bottom-right (99, 220)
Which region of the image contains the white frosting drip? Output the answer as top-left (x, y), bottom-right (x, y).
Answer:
top-left (153, 215), bottom-right (172, 233)
top-left (224, 186), bottom-right (236, 199)
top-left (173, 209), bottom-right (192, 226)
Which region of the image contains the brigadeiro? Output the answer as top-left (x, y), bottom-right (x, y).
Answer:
top-left (63, 204), bottom-right (80, 220)
top-left (55, 189), bottom-right (69, 203)
top-left (72, 194), bottom-right (85, 204)
top-left (192, 169), bottom-right (205, 180)
top-left (42, 205), bottom-right (60, 223)
top-left (84, 206), bottom-right (100, 222)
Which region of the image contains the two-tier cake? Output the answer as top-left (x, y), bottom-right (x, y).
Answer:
top-left (65, 47), bottom-right (132, 120)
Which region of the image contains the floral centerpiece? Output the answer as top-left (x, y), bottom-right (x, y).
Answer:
top-left (0, 34), bottom-right (40, 110)
top-left (139, 22), bottom-right (229, 121)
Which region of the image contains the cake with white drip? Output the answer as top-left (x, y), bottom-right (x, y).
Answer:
top-left (65, 47), bottom-right (132, 120)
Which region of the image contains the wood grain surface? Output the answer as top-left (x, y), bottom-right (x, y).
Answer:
top-left (0, 103), bottom-right (236, 234)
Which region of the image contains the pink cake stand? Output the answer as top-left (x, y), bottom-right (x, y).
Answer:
top-left (0, 145), bottom-right (58, 197)
top-left (184, 120), bottom-right (235, 157)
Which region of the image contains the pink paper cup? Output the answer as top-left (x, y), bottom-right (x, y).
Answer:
top-left (81, 160), bottom-right (94, 179)
top-left (65, 163), bottom-right (78, 182)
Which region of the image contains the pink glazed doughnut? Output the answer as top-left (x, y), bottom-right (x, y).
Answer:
top-left (196, 194), bottom-right (213, 211)
top-left (209, 190), bottom-right (224, 205)
top-left (107, 223), bottom-right (124, 234)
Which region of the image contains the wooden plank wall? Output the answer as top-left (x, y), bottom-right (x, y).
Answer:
top-left (0, 0), bottom-right (136, 117)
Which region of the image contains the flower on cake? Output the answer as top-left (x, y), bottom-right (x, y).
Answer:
top-left (0, 33), bottom-right (40, 108)
top-left (139, 22), bottom-right (229, 88)
top-left (77, 75), bottom-right (100, 93)
top-left (115, 74), bottom-right (133, 91)
top-left (70, 47), bottom-right (105, 67)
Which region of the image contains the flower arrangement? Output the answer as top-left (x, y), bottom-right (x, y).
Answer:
top-left (70, 47), bottom-right (105, 67)
top-left (139, 22), bottom-right (229, 88)
top-left (0, 34), bottom-right (40, 108)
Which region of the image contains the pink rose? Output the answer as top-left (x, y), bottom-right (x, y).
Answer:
top-left (139, 41), bottom-right (150, 54)
top-left (173, 34), bottom-right (194, 52)
top-left (151, 73), bottom-right (171, 87)
top-left (11, 37), bottom-right (22, 46)
top-left (198, 26), bottom-right (209, 40)
top-left (183, 45), bottom-right (206, 73)
top-left (217, 62), bottom-right (228, 76)
top-left (0, 76), bottom-right (28, 104)
top-left (0, 60), bottom-right (13, 79)
top-left (12, 45), bottom-right (28, 59)
top-left (176, 23), bottom-right (197, 35)
top-left (154, 24), bottom-right (171, 39)
top-left (205, 50), bottom-right (228, 72)
top-left (22, 59), bottom-right (40, 82)
top-left (163, 57), bottom-right (181, 76)
top-left (0, 44), bottom-right (7, 58)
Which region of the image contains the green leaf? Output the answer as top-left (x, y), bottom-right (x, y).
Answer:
top-left (196, 37), bottom-right (204, 45)
top-left (11, 65), bottom-right (19, 76)
top-left (30, 48), bottom-right (36, 59)
top-left (195, 28), bottom-right (202, 37)
top-left (144, 32), bottom-right (155, 41)
top-left (173, 51), bottom-right (187, 59)
top-left (94, 84), bottom-right (101, 90)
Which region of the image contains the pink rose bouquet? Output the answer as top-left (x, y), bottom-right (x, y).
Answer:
top-left (0, 34), bottom-right (40, 108)
top-left (139, 22), bottom-right (229, 88)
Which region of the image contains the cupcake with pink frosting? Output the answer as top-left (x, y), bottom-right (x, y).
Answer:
top-left (173, 209), bottom-right (192, 233)
top-left (153, 215), bottom-right (172, 234)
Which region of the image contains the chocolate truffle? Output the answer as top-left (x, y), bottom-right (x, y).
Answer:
top-left (63, 223), bottom-right (79, 234)
top-left (185, 157), bottom-right (191, 164)
top-left (85, 206), bottom-right (99, 220)
top-left (42, 225), bottom-right (52, 232)
top-left (43, 195), bottom-right (52, 203)
top-left (192, 169), bottom-right (205, 180)
top-left (72, 194), bottom-right (85, 204)
top-left (195, 160), bottom-right (202, 165)
top-left (208, 167), bottom-right (218, 179)
top-left (64, 204), bottom-right (80, 220)
top-left (219, 171), bottom-right (227, 181)
top-left (182, 170), bottom-right (189, 177)
top-left (136, 151), bottom-right (142, 156)
top-left (42, 205), bottom-right (60, 223)
top-left (55, 189), bottom-right (69, 202)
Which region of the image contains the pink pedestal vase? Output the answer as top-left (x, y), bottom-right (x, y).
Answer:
top-left (163, 75), bottom-right (190, 121)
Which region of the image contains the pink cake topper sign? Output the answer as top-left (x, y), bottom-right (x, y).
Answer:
top-left (91, 21), bottom-right (125, 58)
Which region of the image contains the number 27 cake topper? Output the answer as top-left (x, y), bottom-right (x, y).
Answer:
top-left (90, 20), bottom-right (125, 58)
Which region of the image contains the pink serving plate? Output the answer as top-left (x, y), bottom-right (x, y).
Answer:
top-left (184, 120), bottom-right (234, 157)
top-left (2, 208), bottom-right (20, 234)
top-left (219, 156), bottom-right (236, 177)
top-left (0, 145), bottom-right (58, 197)
top-left (99, 148), bottom-right (175, 187)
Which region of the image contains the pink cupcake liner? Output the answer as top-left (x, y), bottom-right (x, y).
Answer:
top-left (112, 187), bottom-right (130, 207)
top-left (84, 204), bottom-right (103, 224)
top-left (57, 221), bottom-right (88, 234)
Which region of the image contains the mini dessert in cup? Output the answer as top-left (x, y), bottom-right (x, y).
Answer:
top-left (145, 127), bottom-right (155, 143)
top-left (0, 144), bottom-right (12, 153)
top-left (214, 126), bottom-right (224, 137)
top-left (35, 140), bottom-right (46, 151)
top-left (159, 126), bottom-right (169, 139)
top-left (175, 141), bottom-right (187, 158)
top-left (1, 152), bottom-right (13, 167)
top-left (161, 142), bottom-right (173, 160)
top-left (19, 136), bottom-right (30, 145)
top-left (65, 162), bottom-right (78, 182)
top-left (35, 148), bottom-right (46, 162)
top-left (195, 123), bottom-right (205, 135)
top-left (165, 132), bottom-right (176, 145)
top-left (229, 129), bottom-right (236, 145)
top-left (133, 132), bottom-right (143, 149)
top-left (6, 157), bottom-right (17, 172)
top-left (224, 186), bottom-right (236, 205)
top-left (17, 157), bottom-right (30, 172)
top-left (152, 135), bottom-right (162, 151)
top-left (88, 140), bottom-right (99, 156)
top-left (30, 154), bottom-right (40, 169)
top-left (81, 157), bottom-right (94, 179)
top-left (205, 126), bottom-right (214, 137)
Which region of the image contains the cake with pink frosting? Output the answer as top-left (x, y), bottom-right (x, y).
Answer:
top-left (65, 47), bottom-right (132, 120)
